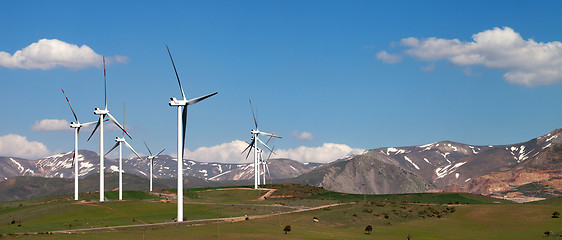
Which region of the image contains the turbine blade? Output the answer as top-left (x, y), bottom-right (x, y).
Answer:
top-left (61, 89), bottom-right (78, 122)
top-left (241, 139), bottom-right (255, 154)
top-left (144, 141), bottom-right (153, 156)
top-left (122, 101), bottom-right (126, 138)
top-left (257, 137), bottom-right (275, 153)
top-left (182, 105), bottom-right (188, 157)
top-left (249, 99), bottom-right (257, 129)
top-left (81, 121), bottom-right (98, 127)
top-left (266, 161), bottom-right (272, 183)
top-left (245, 144), bottom-right (254, 160)
top-left (103, 56), bottom-right (107, 110)
top-left (71, 149), bottom-right (75, 168)
top-left (87, 119), bottom-right (101, 142)
top-left (258, 131), bottom-right (282, 139)
top-left (107, 113), bottom-right (132, 140)
top-left (186, 92), bottom-right (218, 106)
top-left (156, 149), bottom-right (165, 157)
top-left (105, 142), bottom-right (119, 156)
top-left (124, 141), bottom-right (142, 160)
top-left (166, 45), bottom-right (186, 100)
top-left (267, 146), bottom-right (275, 160)
top-left (265, 135), bottom-right (273, 145)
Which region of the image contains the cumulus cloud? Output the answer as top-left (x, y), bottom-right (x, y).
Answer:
top-left (31, 119), bottom-right (71, 131)
top-left (0, 134), bottom-right (51, 159)
top-left (183, 140), bottom-right (249, 164)
top-left (275, 143), bottom-right (365, 163)
top-left (293, 130), bottom-right (315, 141)
top-left (0, 39), bottom-right (127, 70)
top-left (378, 27), bottom-right (562, 86)
top-left (178, 141), bottom-right (364, 164)
top-left (376, 50), bottom-right (402, 64)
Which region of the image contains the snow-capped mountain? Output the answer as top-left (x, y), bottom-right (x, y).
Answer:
top-left (1, 129), bottom-right (561, 200)
top-left (360, 128), bottom-right (562, 189)
top-left (0, 150), bottom-right (321, 182)
top-left (290, 129), bottom-right (562, 198)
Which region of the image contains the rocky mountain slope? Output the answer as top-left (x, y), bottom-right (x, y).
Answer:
top-left (0, 150), bottom-right (321, 182)
top-left (1, 129), bottom-right (561, 200)
top-left (291, 154), bottom-right (433, 194)
top-left (291, 129), bottom-right (562, 198)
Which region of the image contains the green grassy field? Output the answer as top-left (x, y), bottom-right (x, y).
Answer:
top-left (0, 185), bottom-right (560, 239)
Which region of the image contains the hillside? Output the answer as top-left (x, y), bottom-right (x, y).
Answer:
top-left (290, 129), bottom-right (562, 199)
top-left (1, 129), bottom-right (561, 201)
top-left (292, 154), bottom-right (432, 194)
top-left (0, 173), bottom-right (168, 201)
top-left (0, 151), bottom-right (322, 183)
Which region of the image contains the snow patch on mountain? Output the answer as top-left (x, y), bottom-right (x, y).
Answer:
top-left (435, 162), bottom-right (466, 179)
top-left (10, 158), bottom-right (24, 173)
top-left (404, 156), bottom-right (419, 170)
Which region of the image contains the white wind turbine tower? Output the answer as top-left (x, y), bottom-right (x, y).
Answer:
top-left (241, 100), bottom-right (281, 189)
top-left (144, 142), bottom-right (164, 192)
top-left (88, 56), bottom-right (132, 202)
top-left (166, 45), bottom-right (218, 222)
top-left (105, 103), bottom-right (142, 200)
top-left (262, 139), bottom-right (276, 185)
top-left (61, 89), bottom-right (98, 201)
top-left (258, 137), bottom-right (275, 184)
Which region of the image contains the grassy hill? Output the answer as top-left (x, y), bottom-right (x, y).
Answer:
top-left (0, 184), bottom-right (559, 239)
top-left (0, 173), bottom-right (169, 201)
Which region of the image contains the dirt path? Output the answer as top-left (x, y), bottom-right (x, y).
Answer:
top-left (16, 202), bottom-right (352, 236)
top-left (257, 188), bottom-right (276, 201)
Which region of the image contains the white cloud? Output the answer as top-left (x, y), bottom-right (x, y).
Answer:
top-left (275, 143), bottom-right (365, 163)
top-left (0, 39), bottom-right (128, 70)
top-left (31, 119), bottom-right (71, 131)
top-left (183, 140), bottom-right (249, 164)
top-left (0, 134), bottom-right (51, 159)
top-left (376, 50), bottom-right (402, 64)
top-left (177, 141), bottom-right (364, 164)
top-left (380, 27), bottom-right (562, 86)
top-left (293, 130), bottom-right (315, 141)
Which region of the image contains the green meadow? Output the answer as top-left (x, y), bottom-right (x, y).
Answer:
top-left (0, 185), bottom-right (560, 239)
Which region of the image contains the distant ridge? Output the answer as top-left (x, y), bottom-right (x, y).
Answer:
top-left (1, 129), bottom-right (561, 201)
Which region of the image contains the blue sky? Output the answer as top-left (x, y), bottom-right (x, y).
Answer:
top-left (1, 1), bottom-right (562, 163)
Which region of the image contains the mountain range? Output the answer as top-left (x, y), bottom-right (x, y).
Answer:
top-left (1, 129), bottom-right (561, 202)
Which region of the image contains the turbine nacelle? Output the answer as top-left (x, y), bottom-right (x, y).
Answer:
top-left (94, 108), bottom-right (109, 115)
top-left (169, 97), bottom-right (188, 106)
top-left (114, 137), bottom-right (125, 142)
top-left (70, 122), bottom-right (80, 128)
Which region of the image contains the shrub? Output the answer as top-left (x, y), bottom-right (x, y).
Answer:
top-left (552, 212), bottom-right (560, 218)
top-left (365, 225), bottom-right (373, 234)
top-left (283, 225), bottom-right (291, 234)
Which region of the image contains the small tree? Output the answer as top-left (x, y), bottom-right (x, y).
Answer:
top-left (407, 233), bottom-right (412, 240)
top-left (283, 225), bottom-right (291, 234)
top-left (365, 225), bottom-right (373, 234)
top-left (552, 212), bottom-right (560, 218)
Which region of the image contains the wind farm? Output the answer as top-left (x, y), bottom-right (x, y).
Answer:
top-left (1, 1), bottom-right (562, 239)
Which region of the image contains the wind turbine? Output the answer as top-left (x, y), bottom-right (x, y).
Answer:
top-left (241, 100), bottom-right (281, 189)
top-left (87, 56), bottom-right (132, 202)
top-left (166, 45), bottom-right (218, 222)
top-left (144, 142), bottom-right (165, 192)
top-left (61, 89), bottom-right (97, 201)
top-left (105, 103), bottom-right (142, 200)
top-left (263, 145), bottom-right (275, 184)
